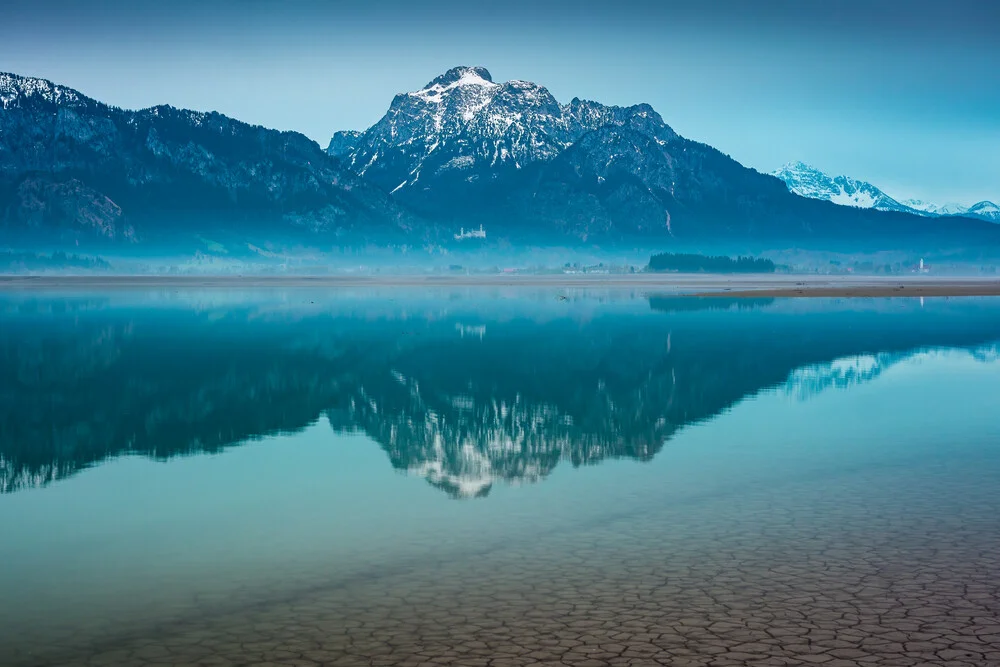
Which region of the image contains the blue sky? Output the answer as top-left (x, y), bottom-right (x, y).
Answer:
top-left (2, 0), bottom-right (997, 204)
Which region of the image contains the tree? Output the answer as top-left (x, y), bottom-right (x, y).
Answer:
top-left (647, 252), bottom-right (775, 273)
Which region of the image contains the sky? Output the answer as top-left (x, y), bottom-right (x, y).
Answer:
top-left (2, 0), bottom-right (998, 205)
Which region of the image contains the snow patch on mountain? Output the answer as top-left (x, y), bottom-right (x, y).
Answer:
top-left (411, 66), bottom-right (498, 106)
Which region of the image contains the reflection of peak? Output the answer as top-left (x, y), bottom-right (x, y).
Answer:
top-left (784, 344), bottom-right (1000, 400)
top-left (784, 354), bottom-right (888, 400)
top-left (409, 461), bottom-right (495, 499)
top-left (330, 391), bottom-right (598, 499)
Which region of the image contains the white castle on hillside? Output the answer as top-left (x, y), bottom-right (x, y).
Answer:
top-left (454, 224), bottom-right (486, 240)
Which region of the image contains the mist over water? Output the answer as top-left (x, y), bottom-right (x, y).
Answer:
top-left (2, 290), bottom-right (1000, 666)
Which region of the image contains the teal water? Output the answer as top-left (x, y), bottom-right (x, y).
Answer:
top-left (1, 290), bottom-right (1000, 666)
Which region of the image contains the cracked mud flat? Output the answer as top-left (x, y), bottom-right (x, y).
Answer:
top-left (11, 456), bottom-right (1000, 667)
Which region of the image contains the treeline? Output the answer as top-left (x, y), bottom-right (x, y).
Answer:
top-left (0, 251), bottom-right (110, 272)
top-left (648, 252), bottom-right (775, 273)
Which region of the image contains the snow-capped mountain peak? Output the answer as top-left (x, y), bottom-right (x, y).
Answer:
top-left (412, 66), bottom-right (497, 102)
top-left (373, 65), bottom-right (566, 152)
top-left (328, 65), bottom-right (678, 201)
top-left (408, 67), bottom-right (501, 125)
top-left (937, 203), bottom-right (970, 215)
top-left (900, 199), bottom-right (968, 216)
top-left (771, 161), bottom-right (911, 213)
top-left (899, 198), bottom-right (940, 214)
top-left (968, 200), bottom-right (1000, 221)
top-left (776, 163), bottom-right (1000, 223)
top-left (901, 200), bottom-right (999, 222)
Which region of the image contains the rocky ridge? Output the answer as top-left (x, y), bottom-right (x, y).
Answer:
top-left (0, 72), bottom-right (411, 247)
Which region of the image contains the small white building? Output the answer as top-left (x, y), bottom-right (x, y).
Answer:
top-left (454, 225), bottom-right (486, 240)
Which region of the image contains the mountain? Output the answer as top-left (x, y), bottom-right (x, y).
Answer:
top-left (328, 66), bottom-right (1000, 250)
top-left (328, 66), bottom-right (675, 211)
top-left (772, 162), bottom-right (1000, 225)
top-left (899, 199), bottom-right (969, 216)
top-left (0, 72), bottom-right (413, 249)
top-left (901, 198), bottom-right (1000, 222)
top-left (966, 201), bottom-right (1000, 223)
top-left (770, 161), bottom-right (913, 213)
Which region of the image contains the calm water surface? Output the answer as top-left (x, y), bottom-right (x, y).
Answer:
top-left (2, 290), bottom-right (999, 666)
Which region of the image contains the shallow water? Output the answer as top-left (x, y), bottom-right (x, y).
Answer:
top-left (2, 290), bottom-right (1000, 666)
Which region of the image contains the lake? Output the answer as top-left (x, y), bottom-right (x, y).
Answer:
top-left (2, 289), bottom-right (1000, 666)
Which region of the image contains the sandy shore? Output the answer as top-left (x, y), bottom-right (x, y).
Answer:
top-left (695, 280), bottom-right (1000, 297)
top-left (702, 285), bottom-right (1000, 297)
top-left (2, 273), bottom-right (1000, 296)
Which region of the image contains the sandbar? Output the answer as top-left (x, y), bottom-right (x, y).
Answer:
top-left (1, 273), bottom-right (999, 296)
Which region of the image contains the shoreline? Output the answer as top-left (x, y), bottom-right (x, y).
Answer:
top-left (696, 284), bottom-right (1000, 297)
top-left (1, 273), bottom-right (1000, 297)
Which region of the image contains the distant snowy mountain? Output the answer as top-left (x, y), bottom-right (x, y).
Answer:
top-left (773, 161), bottom-right (999, 224)
top-left (967, 201), bottom-right (1000, 223)
top-left (898, 199), bottom-right (935, 213)
top-left (899, 199), bottom-right (968, 216)
top-left (895, 198), bottom-right (999, 223)
top-left (771, 161), bottom-right (912, 213)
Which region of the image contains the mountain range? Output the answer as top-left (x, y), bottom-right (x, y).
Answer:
top-left (0, 72), bottom-right (412, 250)
top-left (2, 66), bottom-right (999, 256)
top-left (326, 66), bottom-right (999, 251)
top-left (773, 161), bottom-right (999, 223)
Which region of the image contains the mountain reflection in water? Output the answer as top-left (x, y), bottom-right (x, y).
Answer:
top-left (2, 291), bottom-right (999, 497)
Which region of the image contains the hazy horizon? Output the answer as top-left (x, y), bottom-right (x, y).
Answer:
top-left (2, 0), bottom-right (998, 206)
